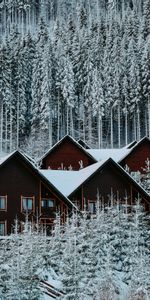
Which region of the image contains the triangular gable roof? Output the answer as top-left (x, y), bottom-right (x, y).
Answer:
top-left (77, 139), bottom-right (91, 149)
top-left (40, 159), bottom-right (150, 206)
top-left (0, 150), bottom-right (77, 210)
top-left (40, 159), bottom-right (107, 197)
top-left (39, 135), bottom-right (97, 164)
top-left (119, 136), bottom-right (150, 164)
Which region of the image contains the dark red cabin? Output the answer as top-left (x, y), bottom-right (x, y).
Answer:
top-left (0, 151), bottom-right (74, 235)
top-left (119, 137), bottom-right (150, 173)
top-left (40, 135), bottom-right (96, 170)
top-left (67, 159), bottom-right (150, 213)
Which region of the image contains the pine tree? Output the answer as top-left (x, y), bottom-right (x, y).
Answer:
top-left (91, 68), bottom-right (104, 148)
top-left (141, 158), bottom-right (150, 194)
top-left (0, 41), bottom-right (12, 152)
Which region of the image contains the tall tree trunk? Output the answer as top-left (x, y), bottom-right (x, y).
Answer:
top-left (66, 105), bottom-right (69, 135)
top-left (110, 107), bottom-right (113, 148)
top-left (0, 102), bottom-right (3, 153)
top-left (118, 104), bottom-right (121, 148)
top-left (48, 106), bottom-right (52, 149)
top-left (125, 109), bottom-right (128, 146)
top-left (133, 112), bottom-right (137, 141)
top-left (5, 105), bottom-right (8, 152)
top-left (16, 88), bottom-right (19, 149)
top-left (137, 106), bottom-right (141, 141)
top-left (83, 105), bottom-right (86, 143)
top-left (70, 106), bottom-right (74, 137)
top-left (10, 106), bottom-right (13, 152)
top-left (148, 97), bottom-right (150, 138)
top-left (88, 107), bottom-right (92, 145)
top-left (57, 94), bottom-right (60, 141)
top-left (145, 110), bottom-right (148, 137)
top-left (98, 109), bottom-right (102, 148)
top-left (21, 9), bottom-right (24, 37)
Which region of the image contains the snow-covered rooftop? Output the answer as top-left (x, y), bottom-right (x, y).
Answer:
top-left (86, 148), bottom-right (130, 162)
top-left (0, 150), bottom-right (37, 169)
top-left (40, 159), bottom-right (107, 197)
top-left (0, 151), bottom-right (17, 166)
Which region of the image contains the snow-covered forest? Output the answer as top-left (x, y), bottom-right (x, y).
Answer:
top-left (0, 201), bottom-right (150, 300)
top-left (0, 0), bottom-right (150, 157)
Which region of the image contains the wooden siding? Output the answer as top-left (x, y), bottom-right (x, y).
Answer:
top-left (70, 163), bottom-right (150, 211)
top-left (120, 139), bottom-right (150, 173)
top-left (0, 155), bottom-right (69, 234)
top-left (42, 138), bottom-right (95, 170)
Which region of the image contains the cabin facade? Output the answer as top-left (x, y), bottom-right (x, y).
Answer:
top-left (40, 135), bottom-right (96, 170)
top-left (41, 159), bottom-right (150, 214)
top-left (119, 137), bottom-right (150, 173)
top-left (68, 160), bottom-right (150, 213)
top-left (0, 151), bottom-right (74, 235)
top-left (1, 136), bottom-right (150, 235)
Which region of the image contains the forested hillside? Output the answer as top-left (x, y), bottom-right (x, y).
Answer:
top-left (0, 0), bottom-right (150, 158)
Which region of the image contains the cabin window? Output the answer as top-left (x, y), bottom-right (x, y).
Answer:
top-left (88, 201), bottom-right (96, 214)
top-left (41, 198), bottom-right (55, 208)
top-left (0, 196), bottom-right (7, 211)
top-left (0, 222), bottom-right (6, 236)
top-left (21, 197), bottom-right (34, 212)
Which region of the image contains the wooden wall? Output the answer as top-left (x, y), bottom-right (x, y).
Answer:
top-left (70, 163), bottom-right (150, 211)
top-left (120, 140), bottom-right (150, 173)
top-left (0, 155), bottom-right (68, 234)
top-left (42, 139), bottom-right (95, 170)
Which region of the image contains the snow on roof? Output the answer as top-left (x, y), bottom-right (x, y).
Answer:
top-left (0, 151), bottom-right (17, 166)
top-left (40, 158), bottom-right (150, 202)
top-left (124, 140), bottom-right (137, 149)
top-left (0, 150), bottom-right (38, 170)
top-left (86, 137), bottom-right (150, 162)
top-left (40, 159), bottom-right (107, 197)
top-left (86, 148), bottom-right (130, 162)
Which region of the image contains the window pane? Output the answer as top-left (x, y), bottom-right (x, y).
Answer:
top-left (22, 198), bottom-right (33, 210)
top-left (41, 199), bottom-right (54, 208)
top-left (41, 200), bottom-right (45, 207)
top-left (48, 200), bottom-right (54, 207)
top-left (0, 197), bottom-right (6, 210)
top-left (28, 199), bottom-right (33, 210)
top-left (89, 202), bottom-right (96, 214)
top-left (0, 223), bottom-right (5, 236)
top-left (23, 199), bottom-right (27, 210)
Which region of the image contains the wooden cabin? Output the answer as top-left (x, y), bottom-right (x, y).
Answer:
top-left (41, 159), bottom-right (150, 214)
top-left (69, 160), bottom-right (150, 212)
top-left (40, 135), bottom-right (96, 170)
top-left (0, 151), bottom-right (75, 235)
top-left (119, 137), bottom-right (150, 173)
